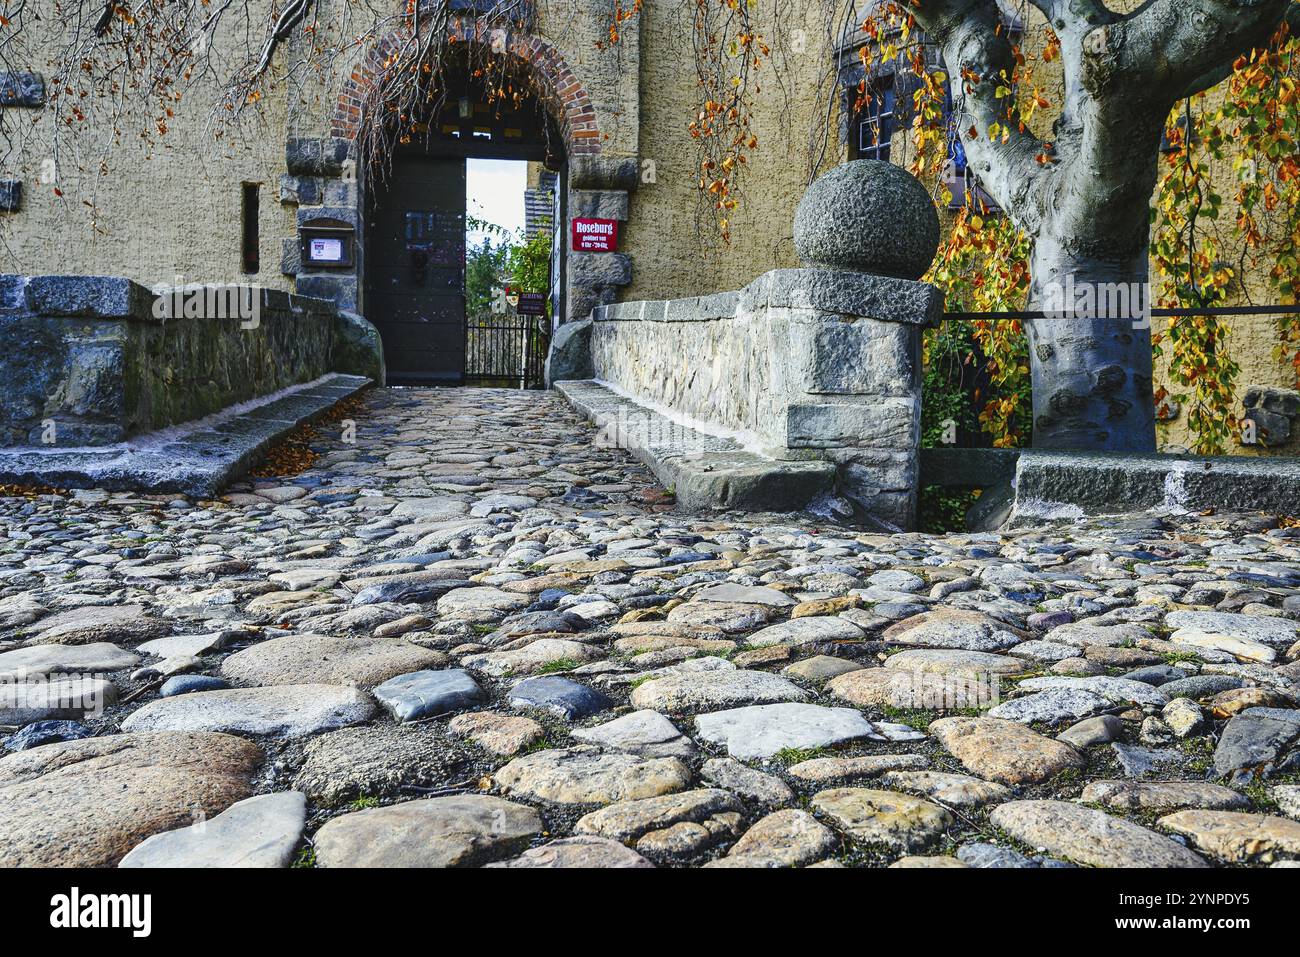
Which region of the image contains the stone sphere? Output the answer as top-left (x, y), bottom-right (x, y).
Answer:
top-left (793, 160), bottom-right (940, 280)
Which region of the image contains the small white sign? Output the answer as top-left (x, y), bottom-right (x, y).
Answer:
top-left (309, 237), bottom-right (344, 262)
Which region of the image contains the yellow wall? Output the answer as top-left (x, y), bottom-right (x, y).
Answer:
top-left (623, 0), bottom-right (840, 301)
top-left (0, 0), bottom-right (295, 290)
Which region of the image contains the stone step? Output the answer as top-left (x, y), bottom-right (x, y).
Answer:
top-left (0, 373), bottom-right (371, 496)
top-left (554, 379), bottom-right (834, 512)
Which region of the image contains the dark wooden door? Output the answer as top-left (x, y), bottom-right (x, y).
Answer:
top-left (366, 155), bottom-right (466, 384)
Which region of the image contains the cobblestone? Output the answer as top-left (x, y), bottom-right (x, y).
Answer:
top-left (2, 386), bottom-right (1299, 867)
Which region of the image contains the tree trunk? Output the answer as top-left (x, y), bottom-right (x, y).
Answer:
top-left (1025, 231), bottom-right (1156, 452)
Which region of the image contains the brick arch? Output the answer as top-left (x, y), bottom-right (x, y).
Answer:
top-left (330, 19), bottom-right (601, 155)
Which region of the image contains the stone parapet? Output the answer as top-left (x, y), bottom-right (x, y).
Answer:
top-left (0, 274), bottom-right (384, 447)
top-left (584, 267), bottom-right (939, 530)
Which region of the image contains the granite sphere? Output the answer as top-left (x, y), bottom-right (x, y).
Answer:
top-left (793, 160), bottom-right (940, 280)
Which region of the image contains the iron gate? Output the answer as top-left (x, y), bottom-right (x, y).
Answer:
top-left (463, 314), bottom-right (551, 389)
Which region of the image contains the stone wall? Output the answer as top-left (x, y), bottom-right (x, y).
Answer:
top-left (0, 275), bottom-right (382, 447)
top-left (588, 268), bottom-right (941, 528)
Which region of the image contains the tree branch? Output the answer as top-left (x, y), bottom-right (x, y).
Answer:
top-left (1023, 0), bottom-right (1115, 33)
top-left (252, 0), bottom-right (314, 79)
top-left (1095, 0), bottom-right (1293, 105)
top-left (907, 0), bottom-right (1048, 234)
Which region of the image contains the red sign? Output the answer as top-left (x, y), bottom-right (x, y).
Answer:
top-left (571, 217), bottom-right (618, 252)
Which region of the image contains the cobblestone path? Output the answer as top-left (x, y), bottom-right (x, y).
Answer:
top-left (2, 386), bottom-right (1300, 868)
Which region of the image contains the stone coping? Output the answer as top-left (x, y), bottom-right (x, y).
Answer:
top-left (591, 268), bottom-right (943, 328)
top-left (0, 374), bottom-right (371, 496)
top-left (555, 379), bottom-right (835, 512)
top-left (0, 274), bottom-right (336, 324)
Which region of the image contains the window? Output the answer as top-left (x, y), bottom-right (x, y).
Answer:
top-left (856, 82), bottom-right (895, 162)
top-left (241, 183), bottom-right (260, 275)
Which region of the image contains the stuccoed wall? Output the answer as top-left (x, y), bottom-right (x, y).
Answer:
top-left (0, 275), bottom-right (380, 446)
top-left (590, 268), bottom-right (942, 528)
top-left (625, 0), bottom-right (838, 303)
top-left (0, 0), bottom-right (296, 291)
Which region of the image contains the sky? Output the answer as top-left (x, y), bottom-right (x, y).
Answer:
top-left (466, 158), bottom-right (527, 249)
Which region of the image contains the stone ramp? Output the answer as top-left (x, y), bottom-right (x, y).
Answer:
top-left (555, 379), bottom-right (834, 512)
top-left (0, 373), bottom-right (371, 497)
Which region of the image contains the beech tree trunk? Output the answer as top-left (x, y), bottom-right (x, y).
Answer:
top-left (908, 0), bottom-right (1296, 453)
top-left (1026, 236), bottom-right (1155, 452)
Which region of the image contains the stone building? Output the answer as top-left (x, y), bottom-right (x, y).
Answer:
top-left (0, 0), bottom-right (1294, 458)
top-left (0, 0), bottom-right (834, 380)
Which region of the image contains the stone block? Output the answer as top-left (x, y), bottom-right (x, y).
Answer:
top-left (796, 317), bottom-right (921, 397)
top-left (786, 397), bottom-right (918, 448)
top-left (335, 310), bottom-right (385, 385)
top-left (568, 283), bottom-right (617, 321)
top-left (323, 178), bottom-right (360, 206)
top-left (834, 451), bottom-right (917, 495)
top-left (285, 137), bottom-right (351, 176)
top-left (569, 156), bottom-right (639, 190)
top-left (1012, 451), bottom-right (1300, 522)
top-left (1245, 408), bottom-right (1291, 447)
top-left (295, 274), bottom-right (358, 311)
top-left (279, 174), bottom-right (321, 206)
top-left (571, 189), bottom-right (629, 220)
top-left (296, 204), bottom-right (358, 228)
top-left (1243, 386), bottom-right (1299, 447)
top-left (0, 72), bottom-right (45, 108)
top-left (1244, 385), bottom-right (1300, 417)
top-left (545, 318), bottom-right (594, 384)
top-left (24, 276), bottom-right (151, 319)
top-left (570, 252), bottom-right (632, 287)
top-left (742, 269), bottom-right (942, 326)
top-left (0, 276), bottom-right (24, 314)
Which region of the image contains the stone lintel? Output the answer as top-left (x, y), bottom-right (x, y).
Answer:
top-left (296, 204), bottom-right (359, 229)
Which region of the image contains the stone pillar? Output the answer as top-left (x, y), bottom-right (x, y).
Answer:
top-left (785, 159), bottom-right (942, 530)
top-left (566, 156), bottom-right (638, 321)
top-left (280, 137), bottom-right (360, 311)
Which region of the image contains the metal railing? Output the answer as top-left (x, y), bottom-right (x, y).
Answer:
top-left (463, 313), bottom-right (550, 389)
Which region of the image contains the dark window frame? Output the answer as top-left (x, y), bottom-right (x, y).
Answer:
top-left (241, 182), bottom-right (261, 275)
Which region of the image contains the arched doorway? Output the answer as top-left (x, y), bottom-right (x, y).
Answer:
top-left (363, 59), bottom-right (566, 386)
top-left (327, 23), bottom-right (604, 388)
